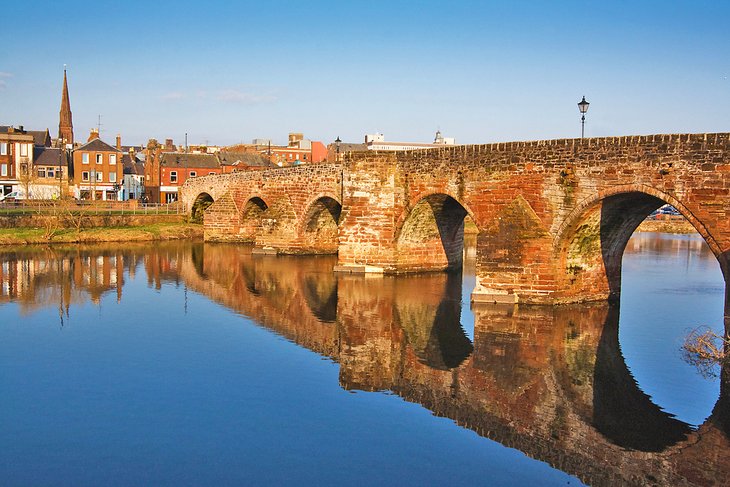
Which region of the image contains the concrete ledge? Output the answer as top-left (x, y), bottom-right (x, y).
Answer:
top-left (471, 291), bottom-right (518, 304)
top-left (333, 264), bottom-right (385, 274)
top-left (252, 247), bottom-right (278, 256)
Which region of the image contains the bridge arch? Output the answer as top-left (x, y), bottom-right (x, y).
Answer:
top-left (240, 196), bottom-right (270, 242)
top-left (394, 192), bottom-right (475, 273)
top-left (553, 184), bottom-right (726, 303)
top-left (297, 194), bottom-right (342, 254)
top-left (191, 192), bottom-right (214, 224)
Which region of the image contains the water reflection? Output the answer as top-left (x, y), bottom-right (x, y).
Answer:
top-left (1, 241), bottom-right (728, 486)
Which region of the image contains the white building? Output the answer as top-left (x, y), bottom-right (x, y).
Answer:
top-left (365, 131), bottom-right (456, 151)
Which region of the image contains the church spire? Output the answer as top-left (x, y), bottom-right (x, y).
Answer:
top-left (58, 66), bottom-right (74, 147)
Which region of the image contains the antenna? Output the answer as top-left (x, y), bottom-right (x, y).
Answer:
top-left (97, 115), bottom-right (103, 136)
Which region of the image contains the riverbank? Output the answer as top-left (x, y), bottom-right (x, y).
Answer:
top-left (635, 217), bottom-right (696, 234)
top-left (0, 215), bottom-right (694, 246)
top-left (0, 222), bottom-right (203, 245)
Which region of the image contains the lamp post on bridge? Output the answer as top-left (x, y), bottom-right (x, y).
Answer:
top-left (335, 136), bottom-right (341, 162)
top-left (578, 96), bottom-right (590, 139)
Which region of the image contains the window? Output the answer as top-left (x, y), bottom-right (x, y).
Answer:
top-left (96, 154), bottom-right (103, 164)
top-left (0, 143), bottom-right (6, 155)
top-left (82, 171), bottom-right (90, 181)
top-left (170, 171), bottom-right (177, 183)
top-left (20, 144), bottom-right (28, 157)
top-left (47, 169), bottom-right (55, 178)
top-left (189, 171), bottom-right (197, 178)
top-left (82, 153), bottom-right (89, 164)
top-left (96, 172), bottom-right (103, 182)
top-left (56, 168), bottom-right (63, 179)
top-left (109, 172), bottom-right (117, 183)
top-left (0, 165), bottom-right (6, 177)
top-left (110, 154), bottom-right (117, 165)
top-left (37, 168), bottom-right (46, 178)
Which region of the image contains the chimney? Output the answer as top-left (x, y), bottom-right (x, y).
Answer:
top-left (116, 134), bottom-right (121, 150)
top-left (88, 128), bottom-right (99, 142)
top-left (165, 138), bottom-right (174, 151)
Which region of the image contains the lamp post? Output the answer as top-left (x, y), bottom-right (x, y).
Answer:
top-left (578, 96), bottom-right (590, 139)
top-left (335, 136), bottom-right (341, 162)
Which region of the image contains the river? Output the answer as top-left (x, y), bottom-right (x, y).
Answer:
top-left (0, 232), bottom-right (727, 486)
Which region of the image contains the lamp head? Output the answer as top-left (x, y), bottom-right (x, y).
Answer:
top-left (578, 96), bottom-right (590, 114)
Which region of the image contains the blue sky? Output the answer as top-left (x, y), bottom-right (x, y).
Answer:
top-left (1, 0), bottom-right (728, 146)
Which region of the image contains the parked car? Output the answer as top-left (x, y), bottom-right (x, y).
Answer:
top-left (660, 205), bottom-right (680, 216)
top-left (0, 191), bottom-right (23, 202)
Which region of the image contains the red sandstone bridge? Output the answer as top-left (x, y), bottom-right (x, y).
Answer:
top-left (180, 133), bottom-right (729, 309)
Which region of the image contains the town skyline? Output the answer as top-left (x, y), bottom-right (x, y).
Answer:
top-left (2, 0), bottom-right (729, 147)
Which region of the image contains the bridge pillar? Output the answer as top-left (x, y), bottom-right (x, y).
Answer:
top-left (470, 195), bottom-right (560, 305)
top-left (335, 155), bottom-right (399, 273)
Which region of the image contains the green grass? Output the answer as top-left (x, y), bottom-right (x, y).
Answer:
top-left (0, 222), bottom-right (203, 245)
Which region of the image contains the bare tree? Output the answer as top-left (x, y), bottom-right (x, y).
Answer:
top-left (18, 162), bottom-right (37, 199)
top-left (682, 326), bottom-right (729, 378)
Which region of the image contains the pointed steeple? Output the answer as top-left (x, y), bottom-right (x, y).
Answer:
top-left (58, 67), bottom-right (74, 147)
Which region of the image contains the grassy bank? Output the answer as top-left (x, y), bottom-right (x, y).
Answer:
top-left (0, 222), bottom-right (203, 245)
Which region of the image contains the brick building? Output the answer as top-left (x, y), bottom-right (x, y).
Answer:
top-left (72, 130), bottom-right (124, 200)
top-left (0, 126), bottom-right (34, 197)
top-left (226, 133), bottom-right (328, 167)
top-left (31, 146), bottom-right (71, 199)
top-left (144, 139), bottom-right (222, 203)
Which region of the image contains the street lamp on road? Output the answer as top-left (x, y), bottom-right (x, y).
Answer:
top-left (578, 96), bottom-right (590, 139)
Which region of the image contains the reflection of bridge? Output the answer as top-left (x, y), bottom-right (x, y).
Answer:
top-left (170, 243), bottom-right (730, 487)
top-left (180, 134), bottom-right (730, 308)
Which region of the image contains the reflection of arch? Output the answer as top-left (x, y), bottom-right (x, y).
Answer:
top-left (301, 275), bottom-right (338, 323)
top-left (553, 185), bottom-right (725, 302)
top-left (395, 193), bottom-right (472, 272)
top-left (191, 193), bottom-right (214, 224)
top-left (190, 242), bottom-right (206, 278)
top-left (591, 305), bottom-right (693, 451)
top-left (241, 260), bottom-right (261, 296)
top-left (299, 195), bottom-right (342, 252)
top-left (396, 272), bottom-right (473, 369)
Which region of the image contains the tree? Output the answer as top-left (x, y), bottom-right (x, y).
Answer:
top-left (18, 162), bottom-right (37, 199)
top-left (682, 326), bottom-right (729, 378)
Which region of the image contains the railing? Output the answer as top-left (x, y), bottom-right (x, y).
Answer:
top-left (0, 199), bottom-right (185, 216)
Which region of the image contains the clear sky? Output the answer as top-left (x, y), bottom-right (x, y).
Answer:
top-left (1, 0), bottom-right (728, 147)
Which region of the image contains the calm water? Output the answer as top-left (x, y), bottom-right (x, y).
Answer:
top-left (1, 233), bottom-right (727, 486)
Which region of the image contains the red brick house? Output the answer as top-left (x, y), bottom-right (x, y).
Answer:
top-left (72, 130), bottom-right (124, 200)
top-left (144, 140), bottom-right (222, 203)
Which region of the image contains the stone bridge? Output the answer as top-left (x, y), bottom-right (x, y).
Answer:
top-left (180, 133), bottom-right (730, 307)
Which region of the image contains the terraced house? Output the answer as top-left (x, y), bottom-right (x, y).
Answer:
top-left (144, 138), bottom-right (222, 203)
top-left (72, 130), bottom-right (123, 200)
top-left (0, 126), bottom-right (34, 197)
